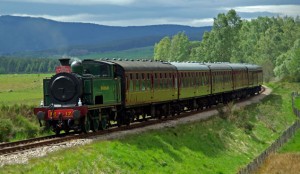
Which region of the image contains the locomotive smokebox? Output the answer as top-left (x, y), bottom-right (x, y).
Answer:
top-left (59, 58), bottom-right (71, 66)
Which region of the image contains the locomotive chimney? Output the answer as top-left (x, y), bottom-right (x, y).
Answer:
top-left (56, 58), bottom-right (72, 74)
top-left (59, 58), bottom-right (71, 66)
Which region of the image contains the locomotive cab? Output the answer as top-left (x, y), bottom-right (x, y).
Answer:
top-left (79, 60), bottom-right (121, 105)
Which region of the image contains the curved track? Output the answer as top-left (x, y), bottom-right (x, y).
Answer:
top-left (0, 87), bottom-right (265, 156)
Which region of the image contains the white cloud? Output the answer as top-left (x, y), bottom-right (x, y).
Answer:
top-left (5, 0), bottom-right (135, 6)
top-left (10, 13), bottom-right (101, 23)
top-left (85, 17), bottom-right (213, 27)
top-left (7, 13), bottom-right (213, 26)
top-left (226, 5), bottom-right (300, 17)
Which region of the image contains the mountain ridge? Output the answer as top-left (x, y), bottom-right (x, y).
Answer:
top-left (0, 15), bottom-right (211, 57)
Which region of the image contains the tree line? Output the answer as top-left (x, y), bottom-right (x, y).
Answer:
top-left (0, 57), bottom-right (59, 74)
top-left (154, 9), bottom-right (300, 82)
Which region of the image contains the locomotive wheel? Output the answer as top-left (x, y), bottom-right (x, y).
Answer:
top-left (117, 116), bottom-right (122, 127)
top-left (100, 118), bottom-right (108, 130)
top-left (55, 129), bottom-right (61, 136)
top-left (92, 118), bottom-right (99, 132)
top-left (125, 117), bottom-right (131, 126)
top-left (82, 116), bottom-right (90, 133)
top-left (125, 116), bottom-right (131, 126)
top-left (64, 128), bottom-right (70, 134)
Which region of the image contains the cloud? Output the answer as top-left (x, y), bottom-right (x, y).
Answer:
top-left (99, 18), bottom-right (214, 27)
top-left (225, 5), bottom-right (300, 17)
top-left (7, 13), bottom-right (213, 26)
top-left (10, 13), bottom-right (101, 23)
top-left (4, 0), bottom-right (135, 6)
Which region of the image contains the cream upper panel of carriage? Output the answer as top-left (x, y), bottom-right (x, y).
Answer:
top-left (107, 60), bottom-right (177, 72)
top-left (169, 62), bottom-right (210, 71)
top-left (205, 63), bottom-right (232, 71)
top-left (244, 64), bottom-right (263, 71)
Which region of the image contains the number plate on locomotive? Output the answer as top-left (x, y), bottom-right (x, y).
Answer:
top-left (48, 109), bottom-right (74, 118)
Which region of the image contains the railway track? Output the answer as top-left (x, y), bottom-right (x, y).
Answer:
top-left (0, 87), bottom-right (265, 156)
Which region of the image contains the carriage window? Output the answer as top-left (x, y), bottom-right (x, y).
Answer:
top-left (126, 75), bottom-right (129, 91)
top-left (83, 63), bottom-right (111, 77)
top-left (135, 73), bottom-right (140, 91)
top-left (129, 73), bottom-right (134, 92)
top-left (155, 73), bottom-right (160, 89)
top-left (160, 73), bottom-right (164, 89)
top-left (141, 74), bottom-right (146, 91)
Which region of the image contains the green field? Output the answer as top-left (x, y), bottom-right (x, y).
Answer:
top-left (0, 82), bottom-right (297, 173)
top-left (0, 74), bottom-right (51, 105)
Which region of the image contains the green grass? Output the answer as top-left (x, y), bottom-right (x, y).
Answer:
top-left (0, 74), bottom-right (51, 105)
top-left (278, 93), bottom-right (300, 153)
top-left (294, 96), bottom-right (300, 109)
top-left (279, 129), bottom-right (300, 153)
top-left (0, 82), bottom-right (297, 173)
top-left (0, 104), bottom-right (52, 142)
top-left (0, 74), bottom-right (53, 141)
top-left (80, 46), bottom-right (154, 59)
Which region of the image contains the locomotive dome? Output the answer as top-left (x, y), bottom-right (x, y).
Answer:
top-left (71, 60), bottom-right (83, 75)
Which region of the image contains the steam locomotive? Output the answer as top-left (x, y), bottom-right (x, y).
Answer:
top-left (34, 58), bottom-right (263, 134)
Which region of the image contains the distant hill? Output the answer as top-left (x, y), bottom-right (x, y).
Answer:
top-left (0, 15), bottom-right (211, 57)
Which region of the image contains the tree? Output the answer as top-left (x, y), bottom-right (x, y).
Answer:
top-left (169, 32), bottom-right (190, 61)
top-left (154, 36), bottom-right (171, 61)
top-left (197, 9), bottom-right (242, 62)
top-left (286, 39), bottom-right (300, 81)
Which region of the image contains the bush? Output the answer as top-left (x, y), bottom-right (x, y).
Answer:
top-left (15, 115), bottom-right (39, 138)
top-left (217, 102), bottom-right (235, 120)
top-left (0, 118), bottom-right (14, 142)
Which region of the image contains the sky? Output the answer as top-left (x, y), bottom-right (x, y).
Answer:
top-left (0, 0), bottom-right (300, 27)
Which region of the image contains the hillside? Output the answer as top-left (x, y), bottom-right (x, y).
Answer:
top-left (0, 15), bottom-right (211, 57)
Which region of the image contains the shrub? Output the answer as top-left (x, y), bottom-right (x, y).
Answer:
top-left (0, 118), bottom-right (14, 142)
top-left (15, 115), bottom-right (39, 138)
top-left (217, 102), bottom-right (235, 120)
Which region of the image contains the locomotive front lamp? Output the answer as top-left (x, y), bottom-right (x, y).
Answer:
top-left (40, 100), bottom-right (44, 106)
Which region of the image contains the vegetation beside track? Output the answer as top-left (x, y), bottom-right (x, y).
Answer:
top-left (0, 82), bottom-right (297, 173)
top-left (294, 96), bottom-right (300, 110)
top-left (0, 74), bottom-right (52, 142)
top-left (0, 104), bottom-right (51, 142)
top-left (279, 129), bottom-right (300, 153)
top-left (256, 127), bottom-right (300, 173)
top-left (256, 95), bottom-right (300, 173)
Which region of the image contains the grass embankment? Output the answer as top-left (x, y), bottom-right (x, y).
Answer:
top-left (256, 94), bottom-right (300, 173)
top-left (0, 74), bottom-right (52, 142)
top-left (0, 82), bottom-right (297, 173)
top-left (294, 96), bottom-right (300, 110)
top-left (256, 129), bottom-right (300, 174)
